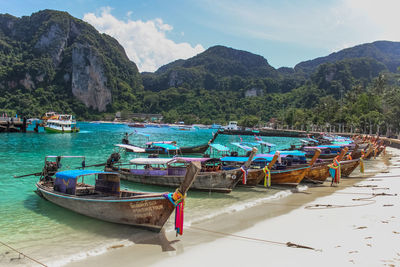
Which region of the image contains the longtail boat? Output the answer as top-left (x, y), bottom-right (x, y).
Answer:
top-left (117, 132), bottom-right (219, 155)
top-left (179, 131), bottom-right (219, 154)
top-left (268, 149), bottom-right (321, 186)
top-left (234, 149), bottom-right (321, 186)
top-left (241, 152), bottom-right (280, 186)
top-left (361, 144), bottom-right (375, 160)
top-left (107, 148), bottom-right (258, 193)
top-left (303, 147), bottom-right (349, 183)
top-left (34, 156), bottom-right (200, 232)
top-left (340, 158), bottom-right (362, 177)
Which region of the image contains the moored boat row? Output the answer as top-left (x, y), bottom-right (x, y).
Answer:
top-left (16, 132), bottom-right (386, 235)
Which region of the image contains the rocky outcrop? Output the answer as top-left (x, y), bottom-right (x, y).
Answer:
top-left (34, 23), bottom-right (68, 67)
top-left (72, 44), bottom-right (111, 112)
top-left (245, 88), bottom-right (263, 97)
top-left (0, 10), bottom-right (142, 114)
top-left (19, 73), bottom-right (35, 90)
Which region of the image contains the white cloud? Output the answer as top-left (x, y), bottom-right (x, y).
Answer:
top-left (83, 7), bottom-right (204, 72)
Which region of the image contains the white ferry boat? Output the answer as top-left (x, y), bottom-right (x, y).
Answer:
top-left (44, 114), bottom-right (79, 133)
top-left (222, 121), bottom-right (239, 130)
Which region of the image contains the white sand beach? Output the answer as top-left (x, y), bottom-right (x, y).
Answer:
top-left (66, 148), bottom-right (400, 267)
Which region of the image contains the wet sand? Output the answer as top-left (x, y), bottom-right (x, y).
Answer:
top-left (66, 148), bottom-right (399, 267)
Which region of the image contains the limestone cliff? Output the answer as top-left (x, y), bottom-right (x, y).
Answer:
top-left (0, 9), bottom-right (142, 115)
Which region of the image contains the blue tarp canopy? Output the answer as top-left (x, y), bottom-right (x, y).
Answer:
top-left (55, 170), bottom-right (113, 180)
top-left (153, 143), bottom-right (180, 150)
top-left (253, 156), bottom-right (274, 161)
top-left (300, 138), bottom-right (319, 143)
top-left (221, 156), bottom-right (249, 162)
top-left (332, 141), bottom-right (352, 145)
top-left (278, 150), bottom-right (306, 156)
top-left (210, 143), bottom-right (230, 152)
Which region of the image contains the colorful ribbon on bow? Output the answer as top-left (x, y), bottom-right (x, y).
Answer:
top-left (240, 166), bottom-right (248, 184)
top-left (263, 165), bottom-right (271, 187)
top-left (164, 189), bottom-right (186, 236)
top-left (328, 157), bottom-right (341, 186)
top-left (359, 158), bottom-right (364, 173)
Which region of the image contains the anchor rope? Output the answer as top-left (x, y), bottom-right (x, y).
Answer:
top-left (0, 240), bottom-right (47, 267)
top-left (187, 226), bottom-right (318, 251)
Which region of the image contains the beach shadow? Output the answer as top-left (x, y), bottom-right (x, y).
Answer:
top-left (131, 229), bottom-right (179, 252)
top-left (23, 194), bottom-right (178, 252)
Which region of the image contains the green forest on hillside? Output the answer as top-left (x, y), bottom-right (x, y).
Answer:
top-left (1, 10), bottom-right (400, 135)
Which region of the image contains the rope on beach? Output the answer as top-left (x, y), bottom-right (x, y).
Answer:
top-left (305, 192), bottom-right (397, 209)
top-left (352, 192), bottom-right (397, 201)
top-left (304, 200), bottom-right (376, 209)
top-left (0, 240), bottom-right (47, 267)
top-left (187, 226), bottom-right (318, 251)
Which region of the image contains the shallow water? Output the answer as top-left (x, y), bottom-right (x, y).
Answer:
top-left (0, 123), bottom-right (304, 266)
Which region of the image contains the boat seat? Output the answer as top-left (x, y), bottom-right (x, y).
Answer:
top-left (75, 186), bottom-right (95, 195)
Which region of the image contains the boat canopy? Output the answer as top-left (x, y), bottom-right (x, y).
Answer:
top-left (129, 158), bottom-right (175, 165)
top-left (115, 144), bottom-right (146, 153)
top-left (174, 157), bottom-right (211, 162)
top-left (253, 156), bottom-right (275, 162)
top-left (304, 138), bottom-right (319, 143)
top-left (231, 142), bottom-right (252, 151)
top-left (317, 145), bottom-right (342, 149)
top-left (256, 153), bottom-right (286, 158)
top-left (241, 142), bottom-right (259, 146)
top-left (332, 141), bottom-right (353, 145)
top-left (209, 143), bottom-right (230, 152)
top-left (220, 156), bottom-right (249, 162)
top-left (256, 141), bottom-right (276, 147)
top-left (146, 141), bottom-right (175, 145)
top-left (221, 155), bottom-right (274, 162)
top-left (278, 150), bottom-right (306, 156)
top-left (152, 143), bottom-right (180, 150)
top-left (303, 146), bottom-right (328, 150)
top-left (55, 170), bottom-right (114, 180)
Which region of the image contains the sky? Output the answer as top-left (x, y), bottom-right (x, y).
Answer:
top-left (1, 0), bottom-right (400, 72)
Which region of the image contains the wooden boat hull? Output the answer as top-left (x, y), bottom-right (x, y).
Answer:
top-left (179, 143), bottom-right (209, 154)
top-left (340, 159), bottom-right (360, 177)
top-left (376, 146), bottom-right (385, 157)
top-left (303, 163), bottom-right (330, 183)
top-left (140, 143), bottom-right (209, 155)
top-left (36, 183), bottom-right (174, 231)
top-left (349, 151), bottom-right (362, 159)
top-left (111, 168), bottom-right (240, 193)
top-left (363, 151), bottom-right (374, 160)
top-left (270, 167), bottom-right (309, 185)
top-left (243, 167), bottom-right (309, 186)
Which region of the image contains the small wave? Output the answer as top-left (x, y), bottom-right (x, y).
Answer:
top-left (46, 239), bottom-right (134, 267)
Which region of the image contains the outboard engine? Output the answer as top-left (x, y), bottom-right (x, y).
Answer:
top-left (106, 153), bottom-right (121, 168)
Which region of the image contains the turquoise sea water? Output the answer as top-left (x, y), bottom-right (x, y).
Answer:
top-left (0, 123), bottom-right (302, 266)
